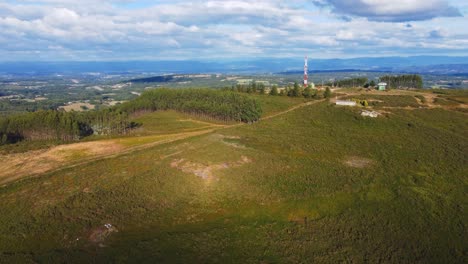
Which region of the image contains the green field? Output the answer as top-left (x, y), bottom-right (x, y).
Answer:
top-left (0, 93), bottom-right (467, 263)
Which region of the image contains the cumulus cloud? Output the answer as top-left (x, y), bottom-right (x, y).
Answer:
top-left (0, 0), bottom-right (466, 60)
top-left (313, 0), bottom-right (462, 22)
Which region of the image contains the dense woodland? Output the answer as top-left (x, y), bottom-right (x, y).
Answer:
top-left (119, 88), bottom-right (262, 123)
top-left (0, 109), bottom-right (133, 145)
top-left (379, 74), bottom-right (423, 89)
top-left (323, 75), bottom-right (424, 89)
top-left (0, 110), bottom-right (88, 144)
top-left (233, 81), bottom-right (330, 99)
top-left (0, 88), bottom-right (262, 146)
top-left (328, 77), bottom-right (369, 88)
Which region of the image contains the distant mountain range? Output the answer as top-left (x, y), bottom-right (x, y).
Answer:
top-left (0, 56), bottom-right (467, 75)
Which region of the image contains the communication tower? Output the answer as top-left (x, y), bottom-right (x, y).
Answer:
top-left (304, 56), bottom-right (308, 88)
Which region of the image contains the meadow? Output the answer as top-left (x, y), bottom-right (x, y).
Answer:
top-left (0, 90), bottom-right (466, 263)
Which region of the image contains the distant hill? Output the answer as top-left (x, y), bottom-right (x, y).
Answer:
top-left (130, 75), bottom-right (177, 83)
top-left (1, 56), bottom-right (468, 75)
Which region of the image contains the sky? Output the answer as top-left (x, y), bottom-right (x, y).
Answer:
top-left (0, 0), bottom-right (467, 61)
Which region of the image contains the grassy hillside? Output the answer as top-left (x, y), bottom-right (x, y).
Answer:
top-left (0, 92), bottom-right (467, 263)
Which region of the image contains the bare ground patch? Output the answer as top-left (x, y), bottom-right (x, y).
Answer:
top-left (344, 156), bottom-right (374, 168)
top-left (211, 134), bottom-right (246, 149)
top-left (88, 224), bottom-right (118, 247)
top-left (58, 102), bottom-right (95, 112)
top-left (0, 141), bottom-right (124, 185)
top-left (170, 156), bottom-right (252, 180)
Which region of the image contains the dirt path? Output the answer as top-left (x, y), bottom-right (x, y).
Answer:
top-left (261, 99), bottom-right (326, 120)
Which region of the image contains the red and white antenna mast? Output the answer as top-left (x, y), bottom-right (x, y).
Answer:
top-left (304, 56), bottom-right (308, 88)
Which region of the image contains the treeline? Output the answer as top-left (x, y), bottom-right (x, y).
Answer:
top-left (0, 111), bottom-right (89, 144)
top-left (280, 83), bottom-right (331, 98)
top-left (0, 109), bottom-right (134, 145)
top-left (80, 109), bottom-right (133, 136)
top-left (339, 77), bottom-right (368, 88)
top-left (0, 88), bottom-right (262, 146)
top-left (119, 88), bottom-right (262, 123)
top-left (232, 82), bottom-right (267, 94)
top-left (379, 74), bottom-right (423, 89)
top-left (232, 82), bottom-right (331, 99)
top-left (326, 77), bottom-right (368, 88)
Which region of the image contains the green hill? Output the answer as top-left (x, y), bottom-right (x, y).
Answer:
top-left (0, 90), bottom-right (467, 263)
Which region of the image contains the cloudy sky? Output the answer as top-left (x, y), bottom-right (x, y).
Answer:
top-left (0, 0), bottom-right (467, 61)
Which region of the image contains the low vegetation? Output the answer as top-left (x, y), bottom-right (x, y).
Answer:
top-left (0, 89), bottom-right (466, 262)
top-left (347, 94), bottom-right (420, 108)
top-left (0, 92), bottom-right (466, 262)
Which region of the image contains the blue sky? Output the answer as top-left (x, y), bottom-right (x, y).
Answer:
top-left (0, 0), bottom-right (467, 61)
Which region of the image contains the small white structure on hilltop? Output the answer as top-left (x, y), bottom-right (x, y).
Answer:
top-left (336, 100), bottom-right (357, 106)
top-left (378, 82), bottom-right (387, 91)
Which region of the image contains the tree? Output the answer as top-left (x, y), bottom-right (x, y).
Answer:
top-left (294, 82), bottom-right (299, 89)
top-left (258, 83), bottom-right (266, 95)
top-left (324, 87), bottom-right (332, 98)
top-left (369, 80), bottom-right (376, 87)
top-left (269, 85), bottom-right (279, 96)
top-left (303, 86), bottom-right (313, 98)
top-left (288, 82), bottom-right (301, 97)
top-left (335, 77), bottom-right (368, 88)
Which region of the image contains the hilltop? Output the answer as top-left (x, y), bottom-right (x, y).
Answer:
top-left (0, 88), bottom-right (467, 262)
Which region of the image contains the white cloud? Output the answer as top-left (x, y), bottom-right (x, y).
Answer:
top-left (0, 0), bottom-right (466, 60)
top-left (314, 0), bottom-right (462, 22)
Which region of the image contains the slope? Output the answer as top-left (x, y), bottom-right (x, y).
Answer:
top-left (0, 96), bottom-right (467, 263)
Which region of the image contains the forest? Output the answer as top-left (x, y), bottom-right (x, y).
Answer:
top-left (0, 109), bottom-right (132, 145)
top-left (332, 77), bottom-right (369, 88)
top-left (0, 110), bottom-right (88, 144)
top-left (379, 74), bottom-right (423, 89)
top-left (0, 88), bottom-right (262, 146)
top-left (119, 88), bottom-right (262, 123)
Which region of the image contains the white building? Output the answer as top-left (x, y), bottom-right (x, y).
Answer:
top-left (336, 100), bottom-right (357, 106)
top-left (378, 82), bottom-right (387, 91)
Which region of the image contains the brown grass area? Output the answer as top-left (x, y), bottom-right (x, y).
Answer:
top-left (170, 156), bottom-right (252, 181)
top-left (58, 102), bottom-right (95, 112)
top-left (0, 141), bottom-right (124, 185)
top-left (344, 156), bottom-right (374, 168)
